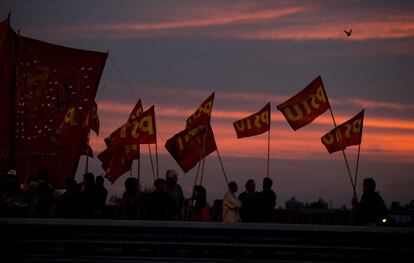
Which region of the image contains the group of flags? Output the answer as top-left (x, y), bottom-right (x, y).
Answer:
top-left (95, 75), bottom-right (365, 185)
top-left (276, 75), bottom-right (364, 194)
top-left (277, 76), bottom-right (364, 154)
top-left (97, 100), bottom-right (157, 183)
top-left (1, 14), bottom-right (365, 190)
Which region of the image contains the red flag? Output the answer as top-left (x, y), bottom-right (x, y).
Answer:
top-left (89, 101), bottom-right (100, 136)
top-left (112, 105), bottom-right (157, 146)
top-left (128, 99), bottom-right (144, 122)
top-left (103, 145), bottom-right (137, 183)
top-left (234, 103), bottom-right (270, 138)
top-left (97, 147), bottom-right (113, 171)
top-left (104, 125), bottom-right (124, 147)
top-left (0, 15), bottom-right (17, 171)
top-left (321, 110), bottom-right (364, 154)
top-left (104, 100), bottom-right (143, 147)
top-left (277, 76), bottom-right (330, 130)
top-left (186, 93), bottom-right (214, 128)
top-left (14, 36), bottom-right (107, 187)
top-left (165, 124), bottom-right (217, 173)
top-left (98, 100), bottom-right (143, 183)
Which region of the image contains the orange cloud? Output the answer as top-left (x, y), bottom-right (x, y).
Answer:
top-left (231, 18), bottom-right (414, 41)
top-left (55, 6), bottom-right (305, 39)
top-left (50, 5), bottom-right (414, 42)
top-left (100, 7), bottom-right (305, 32)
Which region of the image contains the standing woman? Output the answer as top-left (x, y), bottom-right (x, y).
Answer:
top-left (187, 185), bottom-right (212, 221)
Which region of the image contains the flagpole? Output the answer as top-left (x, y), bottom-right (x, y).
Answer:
top-left (216, 148), bottom-right (229, 185)
top-left (155, 142), bottom-right (159, 179)
top-left (354, 142), bottom-right (362, 200)
top-left (267, 128), bottom-right (270, 178)
top-left (137, 153), bottom-right (141, 183)
top-left (194, 157), bottom-right (202, 186)
top-left (85, 131), bottom-right (90, 173)
top-left (148, 144), bottom-right (156, 181)
top-left (328, 107), bottom-right (357, 195)
top-left (200, 158), bottom-right (206, 185)
top-left (353, 110), bottom-right (364, 202)
top-left (198, 124), bottom-right (210, 186)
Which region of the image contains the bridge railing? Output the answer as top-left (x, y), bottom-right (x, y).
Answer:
top-left (0, 218), bottom-right (413, 262)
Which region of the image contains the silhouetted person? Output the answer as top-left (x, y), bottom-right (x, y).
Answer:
top-left (0, 169), bottom-right (26, 217)
top-left (223, 181), bottom-right (241, 223)
top-left (211, 199), bottom-right (223, 222)
top-left (59, 177), bottom-right (80, 218)
top-left (79, 172), bottom-right (97, 218)
top-left (238, 179), bottom-right (260, 222)
top-left (258, 177), bottom-right (276, 223)
top-left (31, 169), bottom-right (55, 217)
top-left (187, 185), bottom-right (212, 221)
top-left (352, 178), bottom-right (388, 225)
top-left (165, 169), bottom-right (185, 220)
top-left (121, 177), bottom-right (141, 219)
top-left (146, 178), bottom-right (175, 220)
top-left (95, 175), bottom-right (108, 217)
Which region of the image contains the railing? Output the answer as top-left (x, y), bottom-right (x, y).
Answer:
top-left (1, 218), bottom-right (413, 262)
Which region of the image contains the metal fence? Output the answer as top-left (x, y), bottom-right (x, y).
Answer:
top-left (1, 218), bottom-right (413, 262)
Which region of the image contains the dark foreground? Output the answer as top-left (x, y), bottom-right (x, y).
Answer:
top-left (0, 218), bottom-right (413, 263)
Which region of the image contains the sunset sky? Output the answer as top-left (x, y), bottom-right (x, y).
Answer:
top-left (2, 0), bottom-right (414, 207)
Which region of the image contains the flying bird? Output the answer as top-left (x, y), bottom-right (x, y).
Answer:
top-left (344, 29), bottom-right (352, 37)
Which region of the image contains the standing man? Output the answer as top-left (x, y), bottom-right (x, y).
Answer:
top-left (352, 178), bottom-right (388, 225)
top-left (223, 181), bottom-right (241, 223)
top-left (238, 179), bottom-right (260, 222)
top-left (165, 169), bottom-right (185, 220)
top-left (259, 177), bottom-right (276, 223)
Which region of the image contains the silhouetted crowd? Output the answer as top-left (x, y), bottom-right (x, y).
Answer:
top-left (0, 168), bottom-right (389, 225)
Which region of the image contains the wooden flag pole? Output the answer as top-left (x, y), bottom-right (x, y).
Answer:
top-left (328, 107), bottom-right (357, 195)
top-left (198, 124), bottom-right (210, 186)
top-left (353, 142), bottom-right (362, 201)
top-left (353, 110), bottom-right (364, 202)
top-left (155, 142), bottom-right (159, 179)
top-left (200, 158), bottom-right (206, 185)
top-left (216, 148), bottom-right (229, 185)
top-left (267, 128), bottom-right (271, 178)
top-left (137, 153), bottom-right (140, 184)
top-left (148, 144), bottom-right (156, 181)
top-left (194, 157), bottom-right (202, 186)
top-left (85, 131), bottom-right (90, 173)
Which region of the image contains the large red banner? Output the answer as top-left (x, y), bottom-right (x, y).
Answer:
top-left (234, 103), bottom-right (270, 138)
top-left (165, 124), bottom-right (217, 173)
top-left (0, 15), bottom-right (16, 172)
top-left (277, 76), bottom-right (330, 130)
top-left (321, 110), bottom-right (364, 154)
top-left (14, 36), bottom-right (107, 187)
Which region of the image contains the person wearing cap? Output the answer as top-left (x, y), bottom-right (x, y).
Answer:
top-left (0, 169), bottom-right (26, 216)
top-left (165, 169), bottom-right (185, 220)
top-left (7, 169), bottom-right (16, 176)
